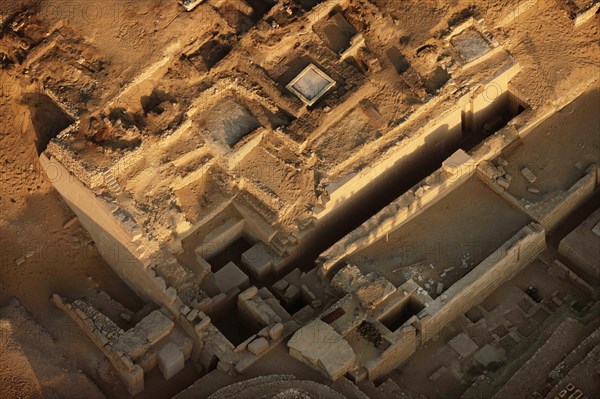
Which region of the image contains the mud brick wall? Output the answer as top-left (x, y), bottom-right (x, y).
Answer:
top-left (416, 222), bottom-right (546, 343)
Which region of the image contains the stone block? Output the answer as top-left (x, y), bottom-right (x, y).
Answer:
top-left (269, 323), bottom-right (284, 340)
top-left (239, 286), bottom-right (258, 301)
top-left (186, 309), bottom-right (199, 321)
top-left (136, 310), bottom-right (174, 343)
top-left (272, 279), bottom-right (289, 292)
top-left (283, 285), bottom-right (301, 304)
top-left (214, 262), bottom-right (249, 294)
top-left (157, 343), bottom-right (184, 380)
top-left (520, 167), bottom-right (537, 183)
top-left (448, 332), bottom-right (479, 358)
top-left (242, 242), bottom-right (274, 280)
top-left (442, 149), bottom-right (473, 174)
top-left (248, 337), bottom-right (269, 356)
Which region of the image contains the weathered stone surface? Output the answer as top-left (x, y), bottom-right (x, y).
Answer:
top-left (241, 242), bottom-right (274, 280)
top-left (248, 337), bottom-right (269, 356)
top-left (288, 319), bottom-right (356, 381)
top-left (268, 323), bottom-right (284, 340)
top-left (157, 343), bottom-right (184, 380)
top-left (214, 262), bottom-right (250, 294)
top-left (448, 332), bottom-right (479, 358)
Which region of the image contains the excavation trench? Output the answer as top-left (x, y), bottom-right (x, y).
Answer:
top-left (286, 87), bottom-right (526, 273)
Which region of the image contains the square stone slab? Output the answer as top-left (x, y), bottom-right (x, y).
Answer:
top-left (286, 64), bottom-right (336, 106)
top-left (448, 332), bottom-right (479, 358)
top-left (214, 261), bottom-right (250, 293)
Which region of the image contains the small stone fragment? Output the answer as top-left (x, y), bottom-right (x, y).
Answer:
top-left (521, 167), bottom-right (537, 183)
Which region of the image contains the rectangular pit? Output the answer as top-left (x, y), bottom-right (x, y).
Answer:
top-left (379, 296), bottom-right (425, 332)
top-left (206, 237), bottom-right (253, 274)
top-left (348, 178), bottom-right (532, 298)
top-left (314, 11), bottom-right (358, 54)
top-left (211, 302), bottom-right (262, 346)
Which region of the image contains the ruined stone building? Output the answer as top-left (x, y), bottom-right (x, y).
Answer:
top-left (1, 0), bottom-right (599, 398)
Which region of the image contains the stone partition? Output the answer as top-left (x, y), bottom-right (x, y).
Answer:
top-left (319, 149), bottom-right (477, 275)
top-left (414, 222), bottom-right (546, 342)
top-left (535, 166), bottom-right (598, 231)
top-left (479, 162), bottom-right (599, 233)
top-left (40, 154), bottom-right (190, 316)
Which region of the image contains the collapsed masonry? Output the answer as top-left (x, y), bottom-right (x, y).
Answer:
top-left (19, 0), bottom-right (598, 395)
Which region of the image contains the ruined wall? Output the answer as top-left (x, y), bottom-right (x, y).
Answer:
top-left (415, 222), bottom-right (546, 342)
top-left (364, 325), bottom-right (417, 382)
top-left (39, 154), bottom-right (186, 314)
top-left (320, 151), bottom-right (477, 274)
top-left (318, 63), bottom-right (521, 219)
top-left (536, 166), bottom-right (598, 232)
top-left (52, 295), bottom-right (144, 395)
top-left (480, 162), bottom-right (599, 233)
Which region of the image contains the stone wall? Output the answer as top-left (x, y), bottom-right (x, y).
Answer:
top-left (319, 150), bottom-right (477, 275)
top-left (415, 222), bottom-right (546, 342)
top-left (39, 154), bottom-right (190, 316)
top-left (52, 294), bottom-right (144, 395)
top-left (364, 325), bottom-right (417, 382)
top-left (537, 166), bottom-right (598, 232)
top-left (317, 63), bottom-right (521, 219)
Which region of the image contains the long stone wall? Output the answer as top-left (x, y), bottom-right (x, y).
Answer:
top-left (317, 63), bottom-right (521, 219)
top-left (479, 161), bottom-right (599, 233)
top-left (536, 166), bottom-right (598, 231)
top-left (414, 222), bottom-right (546, 342)
top-left (319, 150), bottom-right (478, 275)
top-left (39, 154), bottom-right (188, 315)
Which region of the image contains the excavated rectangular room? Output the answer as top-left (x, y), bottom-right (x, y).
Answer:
top-left (286, 64), bottom-right (336, 106)
top-left (347, 177), bottom-right (532, 298)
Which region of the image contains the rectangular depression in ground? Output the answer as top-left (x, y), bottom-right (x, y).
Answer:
top-left (347, 177), bottom-right (532, 298)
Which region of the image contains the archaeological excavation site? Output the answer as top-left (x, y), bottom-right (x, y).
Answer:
top-left (1, 0), bottom-right (599, 398)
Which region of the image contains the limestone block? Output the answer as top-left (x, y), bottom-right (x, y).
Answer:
top-left (520, 167), bottom-right (537, 183)
top-left (448, 332), bottom-right (479, 358)
top-left (497, 177), bottom-right (510, 189)
top-left (214, 262), bottom-right (249, 294)
top-left (272, 279), bottom-right (289, 292)
top-left (186, 308), bottom-right (199, 321)
top-left (239, 286), bottom-right (258, 301)
top-left (136, 310), bottom-right (174, 343)
top-left (153, 276), bottom-right (166, 290)
top-left (247, 337), bottom-right (269, 356)
top-left (157, 343), bottom-right (184, 380)
top-left (194, 317), bottom-right (211, 334)
top-left (288, 319), bottom-right (356, 381)
top-left (442, 149), bottom-right (473, 175)
top-left (269, 323), bottom-right (284, 340)
top-left (241, 242), bottom-right (274, 280)
top-left (283, 285), bottom-right (301, 304)
top-left (165, 287), bottom-right (178, 303)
